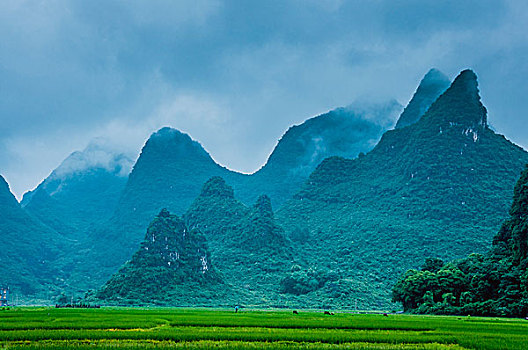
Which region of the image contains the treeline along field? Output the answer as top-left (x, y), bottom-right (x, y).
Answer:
top-left (0, 308), bottom-right (527, 349)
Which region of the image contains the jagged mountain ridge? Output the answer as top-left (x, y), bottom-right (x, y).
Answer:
top-left (183, 177), bottom-right (294, 305)
top-left (277, 69), bottom-right (528, 308)
top-left (10, 67), bottom-right (528, 310)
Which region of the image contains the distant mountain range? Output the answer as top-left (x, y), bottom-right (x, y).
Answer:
top-left (2, 68), bottom-right (527, 310)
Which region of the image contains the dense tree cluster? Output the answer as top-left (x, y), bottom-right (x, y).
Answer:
top-left (280, 265), bottom-right (334, 295)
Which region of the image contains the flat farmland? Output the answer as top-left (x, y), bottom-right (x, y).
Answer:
top-left (0, 308), bottom-right (526, 349)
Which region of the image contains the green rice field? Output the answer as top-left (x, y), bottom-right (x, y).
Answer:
top-left (0, 308), bottom-right (526, 349)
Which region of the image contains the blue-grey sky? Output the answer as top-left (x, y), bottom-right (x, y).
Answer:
top-left (1, 0), bottom-right (527, 198)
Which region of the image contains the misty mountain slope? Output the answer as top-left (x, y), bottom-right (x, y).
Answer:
top-left (93, 209), bottom-right (224, 305)
top-left (278, 69), bottom-right (528, 309)
top-left (21, 142), bottom-right (133, 238)
top-left (395, 68), bottom-right (451, 129)
top-left (184, 177), bottom-right (294, 306)
top-left (0, 175), bottom-right (64, 296)
top-left (241, 100), bottom-right (403, 206)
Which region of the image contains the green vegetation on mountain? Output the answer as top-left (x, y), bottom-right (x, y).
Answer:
top-left (80, 129), bottom-right (243, 292)
top-left (92, 209), bottom-right (222, 305)
top-left (0, 175), bottom-right (63, 296)
top-left (277, 70), bottom-right (528, 309)
top-left (5, 67), bottom-right (528, 311)
top-left (393, 164), bottom-right (528, 317)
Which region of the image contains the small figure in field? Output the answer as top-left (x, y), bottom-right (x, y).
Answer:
top-left (234, 305), bottom-right (239, 313)
top-left (324, 311), bottom-right (331, 315)
top-left (383, 313), bottom-right (388, 317)
top-left (292, 310), bottom-right (298, 314)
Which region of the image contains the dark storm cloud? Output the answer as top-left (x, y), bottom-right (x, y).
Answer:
top-left (0, 0), bottom-right (527, 197)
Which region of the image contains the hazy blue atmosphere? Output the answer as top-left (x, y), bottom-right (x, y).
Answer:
top-left (1, 0), bottom-right (527, 198)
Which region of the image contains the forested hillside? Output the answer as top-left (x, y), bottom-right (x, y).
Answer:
top-left (244, 100), bottom-right (402, 207)
top-left (5, 69), bottom-right (528, 309)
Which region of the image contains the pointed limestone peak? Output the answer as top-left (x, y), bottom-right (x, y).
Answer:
top-left (199, 176), bottom-right (235, 199)
top-left (254, 194), bottom-right (273, 217)
top-left (148, 127), bottom-right (196, 148)
top-left (395, 68), bottom-right (451, 129)
top-left (422, 69), bottom-right (487, 129)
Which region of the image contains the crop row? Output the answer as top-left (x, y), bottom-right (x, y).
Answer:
top-left (0, 339), bottom-right (465, 350)
top-left (0, 327), bottom-right (455, 344)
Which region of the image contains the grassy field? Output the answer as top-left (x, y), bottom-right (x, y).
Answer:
top-left (0, 308), bottom-right (526, 349)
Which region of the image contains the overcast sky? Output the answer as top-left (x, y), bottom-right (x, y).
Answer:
top-left (1, 0), bottom-right (527, 198)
